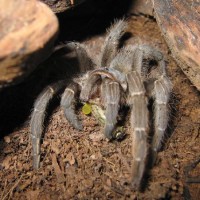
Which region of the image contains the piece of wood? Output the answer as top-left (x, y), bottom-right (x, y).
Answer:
top-left (41, 0), bottom-right (86, 13)
top-left (152, 0), bottom-right (200, 90)
top-left (0, 0), bottom-right (59, 87)
top-left (129, 0), bottom-right (153, 16)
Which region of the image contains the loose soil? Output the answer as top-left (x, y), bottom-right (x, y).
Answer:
top-left (0, 15), bottom-right (199, 199)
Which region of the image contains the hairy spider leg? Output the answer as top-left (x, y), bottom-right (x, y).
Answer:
top-left (126, 71), bottom-right (149, 190)
top-left (80, 73), bottom-right (101, 101)
top-left (79, 19), bottom-right (127, 138)
top-left (72, 42), bottom-right (95, 73)
top-left (55, 42), bottom-right (94, 73)
top-left (30, 42), bottom-right (95, 169)
top-left (135, 45), bottom-right (172, 164)
top-left (102, 79), bottom-right (120, 139)
top-left (100, 19), bottom-right (127, 67)
top-left (61, 83), bottom-right (82, 130)
top-left (60, 42), bottom-right (97, 128)
top-left (55, 42), bottom-right (96, 129)
top-left (152, 75), bottom-right (171, 159)
top-left (139, 46), bottom-right (171, 163)
top-left (30, 81), bottom-right (66, 169)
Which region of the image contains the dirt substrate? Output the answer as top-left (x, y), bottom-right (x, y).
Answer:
top-left (0, 15), bottom-right (199, 199)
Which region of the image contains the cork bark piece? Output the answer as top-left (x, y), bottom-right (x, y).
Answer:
top-left (0, 0), bottom-right (59, 87)
top-left (41, 0), bottom-right (86, 13)
top-left (153, 0), bottom-right (200, 90)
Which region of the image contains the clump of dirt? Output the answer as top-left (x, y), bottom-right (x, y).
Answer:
top-left (0, 16), bottom-right (199, 199)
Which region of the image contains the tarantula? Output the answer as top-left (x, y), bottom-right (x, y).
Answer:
top-left (30, 19), bottom-right (172, 189)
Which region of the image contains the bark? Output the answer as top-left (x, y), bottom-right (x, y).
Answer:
top-left (153, 0), bottom-right (200, 90)
top-left (41, 0), bottom-right (86, 13)
top-left (0, 0), bottom-right (59, 87)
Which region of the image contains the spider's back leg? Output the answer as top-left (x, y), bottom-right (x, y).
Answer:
top-left (71, 42), bottom-right (95, 73)
top-left (138, 45), bottom-right (172, 161)
top-left (137, 45), bottom-right (166, 76)
top-left (152, 75), bottom-right (172, 159)
top-left (30, 81), bottom-right (66, 169)
top-left (100, 19), bottom-right (127, 67)
top-left (58, 42), bottom-right (96, 127)
top-left (55, 42), bottom-right (95, 73)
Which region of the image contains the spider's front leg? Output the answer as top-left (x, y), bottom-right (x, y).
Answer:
top-left (102, 79), bottom-right (120, 139)
top-left (79, 72), bottom-right (101, 102)
top-left (59, 41), bottom-right (96, 128)
top-left (152, 75), bottom-right (172, 159)
top-left (61, 82), bottom-right (82, 130)
top-left (30, 81), bottom-right (66, 169)
top-left (126, 71), bottom-right (149, 190)
top-left (80, 69), bottom-right (121, 139)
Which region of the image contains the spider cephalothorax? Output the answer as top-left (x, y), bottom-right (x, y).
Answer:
top-left (30, 19), bottom-right (172, 190)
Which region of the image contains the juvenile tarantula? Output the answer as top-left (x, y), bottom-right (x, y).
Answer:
top-left (30, 19), bottom-right (172, 189)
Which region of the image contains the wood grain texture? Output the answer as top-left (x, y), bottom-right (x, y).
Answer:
top-left (41, 0), bottom-right (86, 13)
top-left (129, 0), bottom-right (153, 16)
top-left (0, 0), bottom-right (59, 87)
top-left (153, 0), bottom-right (200, 90)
